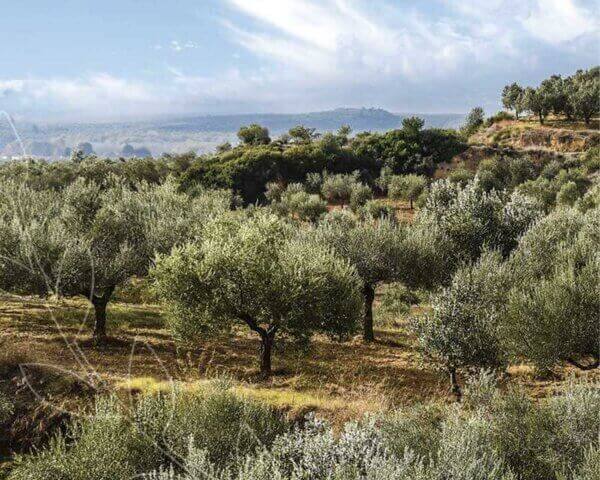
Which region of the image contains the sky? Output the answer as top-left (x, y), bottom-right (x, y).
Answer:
top-left (1, 0), bottom-right (599, 122)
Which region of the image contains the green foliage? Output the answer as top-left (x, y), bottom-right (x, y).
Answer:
top-left (349, 182), bottom-right (373, 212)
top-left (152, 212), bottom-right (363, 372)
top-left (288, 125), bottom-right (318, 143)
top-left (14, 380), bottom-right (599, 480)
top-left (523, 86), bottom-right (551, 124)
top-left (411, 252), bottom-right (510, 380)
top-left (237, 124), bottom-right (271, 146)
top-left (501, 83), bottom-right (525, 119)
top-left (416, 179), bottom-right (543, 263)
top-left (581, 146), bottom-right (600, 173)
top-left (504, 67), bottom-right (599, 124)
top-left (476, 156), bottom-right (536, 192)
top-left (556, 181), bottom-right (580, 206)
top-left (504, 206), bottom-right (600, 371)
top-left (462, 107), bottom-right (485, 136)
top-left (0, 178), bottom-right (230, 336)
top-left (308, 217), bottom-right (409, 340)
top-left (8, 382), bottom-right (287, 480)
top-left (448, 168), bottom-right (475, 187)
top-left (358, 199), bottom-right (394, 221)
top-left (270, 183), bottom-right (328, 222)
top-left (388, 174), bottom-right (428, 208)
top-left (320, 171), bottom-right (361, 204)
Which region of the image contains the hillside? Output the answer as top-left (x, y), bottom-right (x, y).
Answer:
top-left (435, 118), bottom-right (600, 178)
top-left (0, 108), bottom-right (465, 159)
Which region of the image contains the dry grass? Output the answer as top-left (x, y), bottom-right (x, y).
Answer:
top-left (1, 291), bottom-right (597, 433)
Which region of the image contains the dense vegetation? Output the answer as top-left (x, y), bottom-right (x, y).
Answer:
top-left (1, 69), bottom-right (599, 479)
top-left (6, 377), bottom-right (600, 480)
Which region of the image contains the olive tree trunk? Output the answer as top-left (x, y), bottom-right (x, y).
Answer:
top-left (449, 367), bottom-right (462, 402)
top-left (363, 283), bottom-right (375, 342)
top-left (259, 331), bottom-right (275, 375)
top-left (240, 314), bottom-right (278, 376)
top-left (91, 286), bottom-right (115, 339)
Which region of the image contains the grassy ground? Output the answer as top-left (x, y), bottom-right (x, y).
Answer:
top-left (1, 278), bottom-right (598, 465)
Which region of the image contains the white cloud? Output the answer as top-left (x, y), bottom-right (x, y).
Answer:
top-left (223, 0), bottom-right (481, 80)
top-left (2, 0), bottom-right (598, 120)
top-left (520, 0), bottom-right (598, 44)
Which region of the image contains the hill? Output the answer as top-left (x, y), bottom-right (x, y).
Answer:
top-left (0, 108), bottom-right (465, 159)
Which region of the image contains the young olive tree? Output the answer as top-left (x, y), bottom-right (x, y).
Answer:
top-left (388, 174), bottom-right (428, 209)
top-left (268, 183), bottom-right (327, 223)
top-left (501, 83), bottom-right (525, 119)
top-left (0, 177), bottom-right (230, 339)
top-left (505, 207), bottom-right (600, 371)
top-left (411, 251), bottom-right (511, 399)
top-left (152, 212), bottom-right (363, 375)
top-left (309, 218), bottom-right (407, 342)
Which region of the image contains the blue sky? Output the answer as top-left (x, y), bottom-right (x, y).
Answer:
top-left (1, 0), bottom-right (599, 121)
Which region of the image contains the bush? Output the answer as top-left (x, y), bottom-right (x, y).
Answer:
top-left (448, 168), bottom-right (474, 187)
top-left (12, 380), bottom-right (599, 480)
top-left (581, 146), bottom-right (600, 173)
top-left (9, 382), bottom-right (288, 480)
top-left (320, 171), bottom-right (361, 204)
top-left (485, 111), bottom-right (515, 126)
top-left (349, 183), bottom-right (373, 212)
top-left (556, 181), bottom-right (580, 206)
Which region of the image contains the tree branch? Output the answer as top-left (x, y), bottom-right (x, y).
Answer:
top-left (567, 356), bottom-right (600, 371)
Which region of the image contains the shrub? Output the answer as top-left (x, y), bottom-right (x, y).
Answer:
top-left (581, 146), bottom-right (600, 173)
top-left (448, 168), bottom-right (474, 187)
top-left (349, 183), bottom-right (373, 212)
top-left (13, 381), bottom-right (599, 480)
top-left (320, 171), bottom-right (361, 204)
top-left (9, 382), bottom-right (288, 480)
top-left (556, 181), bottom-right (580, 206)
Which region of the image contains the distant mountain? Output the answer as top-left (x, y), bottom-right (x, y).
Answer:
top-left (0, 108), bottom-right (465, 159)
top-left (160, 108), bottom-right (465, 134)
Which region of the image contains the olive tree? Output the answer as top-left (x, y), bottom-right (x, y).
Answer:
top-left (411, 251), bottom-right (511, 399)
top-left (237, 124), bottom-right (271, 146)
top-left (267, 183), bottom-right (327, 222)
top-left (152, 212), bottom-right (363, 375)
top-left (415, 178), bottom-right (543, 264)
top-left (523, 86), bottom-right (551, 124)
top-left (0, 177), bottom-right (230, 339)
top-left (504, 207), bottom-right (600, 371)
top-left (309, 218), bottom-right (408, 342)
top-left (388, 174), bottom-right (427, 209)
top-left (501, 83), bottom-right (525, 119)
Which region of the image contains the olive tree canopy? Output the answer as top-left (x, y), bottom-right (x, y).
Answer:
top-left (152, 212), bottom-right (363, 375)
top-left (0, 177), bottom-right (231, 339)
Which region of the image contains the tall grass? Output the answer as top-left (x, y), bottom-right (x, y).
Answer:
top-left (7, 376), bottom-right (599, 480)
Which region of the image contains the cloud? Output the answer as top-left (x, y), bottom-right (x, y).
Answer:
top-left (520, 0), bottom-right (598, 44)
top-left (222, 0), bottom-right (484, 81)
top-left (224, 0), bottom-right (599, 81)
top-left (2, 0), bottom-right (598, 120)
